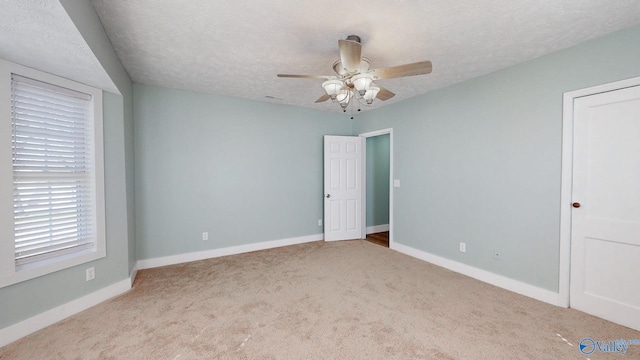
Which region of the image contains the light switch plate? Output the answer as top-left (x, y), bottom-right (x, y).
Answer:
top-left (394, 179), bottom-right (400, 187)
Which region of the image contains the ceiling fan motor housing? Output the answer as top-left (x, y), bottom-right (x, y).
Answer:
top-left (345, 35), bottom-right (361, 43)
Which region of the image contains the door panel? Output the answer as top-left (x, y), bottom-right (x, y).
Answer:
top-left (324, 136), bottom-right (362, 241)
top-left (346, 199), bottom-right (357, 230)
top-left (584, 238), bottom-right (640, 306)
top-left (570, 85), bottom-right (640, 331)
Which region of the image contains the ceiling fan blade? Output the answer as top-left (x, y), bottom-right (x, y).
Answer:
top-left (376, 85), bottom-right (395, 101)
top-left (277, 74), bottom-right (334, 79)
top-left (338, 39), bottom-right (362, 73)
top-left (370, 60), bottom-right (432, 79)
top-left (315, 94), bottom-right (331, 103)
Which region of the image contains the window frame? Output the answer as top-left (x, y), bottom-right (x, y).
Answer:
top-left (0, 59), bottom-right (105, 288)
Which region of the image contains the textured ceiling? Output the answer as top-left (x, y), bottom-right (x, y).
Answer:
top-left (0, 0), bottom-right (117, 93)
top-left (90, 0), bottom-right (640, 113)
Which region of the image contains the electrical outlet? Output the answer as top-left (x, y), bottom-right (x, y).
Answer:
top-left (459, 242), bottom-right (466, 253)
top-left (493, 249), bottom-right (502, 261)
top-left (86, 267), bottom-right (95, 281)
top-left (202, 232), bottom-right (209, 241)
top-left (318, 219), bottom-right (323, 226)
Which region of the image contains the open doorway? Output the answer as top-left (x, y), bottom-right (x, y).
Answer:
top-left (360, 129), bottom-right (392, 248)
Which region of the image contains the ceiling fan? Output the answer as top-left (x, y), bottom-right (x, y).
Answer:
top-left (277, 35), bottom-right (432, 115)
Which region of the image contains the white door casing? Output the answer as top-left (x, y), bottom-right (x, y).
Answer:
top-left (569, 84), bottom-right (640, 331)
top-left (324, 135), bottom-right (363, 241)
top-left (359, 128), bottom-right (394, 249)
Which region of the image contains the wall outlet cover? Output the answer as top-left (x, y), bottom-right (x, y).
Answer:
top-left (85, 267), bottom-right (95, 281)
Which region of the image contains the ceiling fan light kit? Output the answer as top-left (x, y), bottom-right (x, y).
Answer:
top-left (277, 35), bottom-right (432, 117)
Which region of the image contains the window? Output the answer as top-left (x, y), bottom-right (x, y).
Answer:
top-left (0, 59), bottom-right (105, 287)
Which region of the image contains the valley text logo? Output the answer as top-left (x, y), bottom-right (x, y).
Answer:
top-left (579, 338), bottom-right (640, 355)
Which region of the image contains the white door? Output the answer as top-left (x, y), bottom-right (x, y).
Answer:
top-left (570, 85), bottom-right (640, 331)
top-left (324, 135), bottom-right (362, 241)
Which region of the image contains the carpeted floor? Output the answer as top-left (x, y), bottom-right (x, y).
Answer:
top-left (1, 240), bottom-right (639, 359)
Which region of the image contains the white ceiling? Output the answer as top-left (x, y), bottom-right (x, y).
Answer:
top-left (90, 0), bottom-right (640, 112)
top-left (3, 1), bottom-right (640, 113)
top-left (0, 0), bottom-right (117, 93)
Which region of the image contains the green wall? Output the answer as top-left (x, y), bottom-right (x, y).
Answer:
top-left (1, 1), bottom-right (134, 331)
top-left (0, 92), bottom-right (131, 328)
top-left (60, 0), bottom-right (137, 276)
top-left (3, 2), bottom-right (640, 338)
top-left (354, 25), bottom-right (640, 292)
top-left (366, 134), bottom-right (390, 227)
top-left (134, 85), bottom-right (351, 260)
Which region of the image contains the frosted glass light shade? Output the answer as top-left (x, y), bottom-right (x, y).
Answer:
top-left (336, 88), bottom-right (350, 103)
top-left (322, 80), bottom-right (344, 100)
top-left (351, 73), bottom-right (374, 95)
top-left (363, 86), bottom-right (380, 104)
top-left (337, 89), bottom-right (351, 109)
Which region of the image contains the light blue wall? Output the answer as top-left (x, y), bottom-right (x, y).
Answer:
top-left (366, 134), bottom-right (390, 227)
top-left (0, 92), bottom-right (131, 328)
top-left (3, 2), bottom-right (639, 336)
top-left (1, 1), bottom-right (134, 330)
top-left (354, 25), bottom-right (640, 292)
top-left (60, 0), bottom-right (137, 275)
top-left (134, 85), bottom-right (351, 260)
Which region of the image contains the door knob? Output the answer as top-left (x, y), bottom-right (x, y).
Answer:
top-left (572, 202), bottom-right (581, 208)
top-left (326, 194), bottom-right (331, 198)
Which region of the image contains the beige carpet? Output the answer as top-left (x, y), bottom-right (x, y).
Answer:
top-left (1, 240), bottom-right (639, 359)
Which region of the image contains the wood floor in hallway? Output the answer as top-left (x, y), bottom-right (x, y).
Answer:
top-left (366, 231), bottom-right (389, 248)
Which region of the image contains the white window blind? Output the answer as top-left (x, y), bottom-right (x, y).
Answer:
top-left (11, 74), bottom-right (96, 267)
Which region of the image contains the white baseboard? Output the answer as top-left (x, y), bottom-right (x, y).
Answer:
top-left (392, 242), bottom-right (560, 306)
top-left (0, 277), bottom-right (133, 348)
top-left (129, 263), bottom-right (138, 287)
top-left (366, 224), bottom-right (389, 234)
top-left (137, 233), bottom-right (324, 270)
